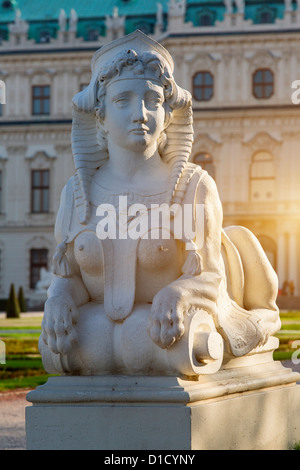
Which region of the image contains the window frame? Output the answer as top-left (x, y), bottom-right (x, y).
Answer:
top-left (39, 30), bottom-right (52, 44)
top-left (192, 71), bottom-right (214, 102)
top-left (256, 7), bottom-right (276, 25)
top-left (31, 169), bottom-right (50, 213)
top-left (87, 28), bottom-right (99, 41)
top-left (196, 8), bottom-right (215, 27)
top-left (30, 249), bottom-right (48, 290)
top-left (249, 151), bottom-right (276, 202)
top-left (32, 85), bottom-right (51, 116)
top-left (252, 68), bottom-right (274, 100)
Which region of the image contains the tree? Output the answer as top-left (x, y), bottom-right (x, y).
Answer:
top-left (6, 283), bottom-right (21, 318)
top-left (18, 286), bottom-right (27, 313)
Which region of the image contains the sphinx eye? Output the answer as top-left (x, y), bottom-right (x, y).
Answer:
top-left (147, 95), bottom-right (163, 107)
top-left (114, 97), bottom-right (129, 107)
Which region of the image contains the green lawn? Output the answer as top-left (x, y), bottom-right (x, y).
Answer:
top-left (0, 313), bottom-right (49, 392)
top-left (274, 310), bottom-right (300, 360)
top-left (0, 310), bottom-right (299, 392)
top-left (0, 316), bottom-right (42, 329)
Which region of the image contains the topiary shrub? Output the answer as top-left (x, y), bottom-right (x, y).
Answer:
top-left (18, 286), bottom-right (27, 313)
top-left (6, 283), bottom-right (21, 318)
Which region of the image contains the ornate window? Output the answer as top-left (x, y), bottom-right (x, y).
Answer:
top-left (87, 29), bottom-right (99, 41)
top-left (252, 69), bottom-right (274, 99)
top-left (32, 85), bottom-right (50, 115)
top-left (193, 152), bottom-right (215, 179)
top-left (30, 249), bottom-right (48, 289)
top-left (256, 7), bottom-right (276, 24)
top-left (199, 14), bottom-right (213, 26)
top-left (192, 71), bottom-right (213, 102)
top-left (86, 22), bottom-right (104, 41)
top-left (250, 151), bottom-right (275, 202)
top-left (39, 30), bottom-right (52, 43)
top-left (196, 9), bottom-right (215, 26)
top-left (31, 169), bottom-right (50, 213)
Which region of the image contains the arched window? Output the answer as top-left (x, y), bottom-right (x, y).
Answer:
top-left (250, 151), bottom-right (275, 202)
top-left (86, 23), bottom-right (104, 41)
top-left (252, 69), bottom-right (274, 99)
top-left (196, 9), bottom-right (215, 26)
top-left (256, 7), bottom-right (276, 24)
top-left (87, 29), bottom-right (99, 41)
top-left (39, 30), bottom-right (52, 43)
top-left (30, 248), bottom-right (48, 289)
top-left (193, 152), bottom-right (215, 179)
top-left (192, 71), bottom-right (213, 102)
top-left (199, 14), bottom-right (213, 26)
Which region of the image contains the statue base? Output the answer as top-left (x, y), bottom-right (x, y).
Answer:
top-left (26, 361), bottom-right (300, 450)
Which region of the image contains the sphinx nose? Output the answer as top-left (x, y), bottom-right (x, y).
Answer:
top-left (132, 100), bottom-right (148, 123)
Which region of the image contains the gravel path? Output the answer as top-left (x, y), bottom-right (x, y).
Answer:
top-left (0, 389), bottom-right (29, 450)
top-left (1, 361), bottom-right (300, 451)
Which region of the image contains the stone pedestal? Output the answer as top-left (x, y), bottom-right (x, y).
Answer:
top-left (26, 361), bottom-right (300, 450)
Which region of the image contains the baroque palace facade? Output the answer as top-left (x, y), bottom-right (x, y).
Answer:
top-left (0, 0), bottom-right (300, 305)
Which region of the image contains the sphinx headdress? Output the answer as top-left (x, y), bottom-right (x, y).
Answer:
top-left (71, 30), bottom-right (194, 225)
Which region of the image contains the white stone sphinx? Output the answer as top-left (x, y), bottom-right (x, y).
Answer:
top-left (27, 31), bottom-right (300, 450)
top-left (37, 30), bottom-right (281, 377)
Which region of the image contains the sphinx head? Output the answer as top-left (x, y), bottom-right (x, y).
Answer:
top-left (71, 31), bottom-right (193, 224)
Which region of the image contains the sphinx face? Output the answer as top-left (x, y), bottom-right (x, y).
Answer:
top-left (103, 77), bottom-right (166, 153)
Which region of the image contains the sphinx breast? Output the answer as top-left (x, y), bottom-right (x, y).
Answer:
top-left (74, 231), bottom-right (104, 276)
top-left (135, 237), bottom-right (184, 301)
top-left (137, 237), bottom-right (182, 271)
top-left (73, 229), bottom-right (184, 303)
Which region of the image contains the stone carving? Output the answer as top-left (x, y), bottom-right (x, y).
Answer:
top-left (155, 3), bottom-right (164, 33)
top-left (7, 8), bottom-right (31, 46)
top-left (284, 0), bottom-right (293, 12)
top-left (105, 7), bottom-right (125, 42)
top-left (224, 0), bottom-right (233, 15)
top-left (168, 0), bottom-right (186, 17)
top-left (58, 9), bottom-right (67, 32)
top-left (236, 0), bottom-right (245, 15)
top-left (69, 9), bottom-right (78, 33)
top-left (39, 30), bottom-right (281, 378)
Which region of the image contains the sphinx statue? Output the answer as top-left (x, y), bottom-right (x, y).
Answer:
top-left (39, 30), bottom-right (281, 378)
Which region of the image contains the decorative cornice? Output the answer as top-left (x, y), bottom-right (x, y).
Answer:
top-left (6, 145), bottom-right (27, 155)
top-left (25, 150), bottom-right (56, 161)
